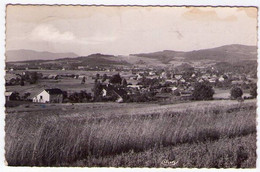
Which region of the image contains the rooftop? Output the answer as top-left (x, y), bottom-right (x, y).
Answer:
top-left (45, 88), bottom-right (63, 95)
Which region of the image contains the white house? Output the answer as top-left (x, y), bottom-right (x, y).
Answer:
top-left (166, 79), bottom-right (178, 84)
top-left (174, 74), bottom-right (182, 80)
top-left (198, 78), bottom-right (204, 83)
top-left (171, 86), bottom-right (178, 91)
top-left (47, 74), bottom-right (59, 80)
top-left (32, 88), bottom-right (63, 103)
top-left (208, 78), bottom-right (216, 83)
top-left (137, 73), bottom-right (143, 80)
top-left (160, 72), bottom-right (167, 79)
top-left (180, 78), bottom-right (186, 83)
top-left (78, 66), bottom-right (85, 70)
top-left (5, 91), bottom-right (14, 101)
top-left (127, 84), bottom-right (142, 90)
top-left (149, 71), bottom-right (156, 76)
top-left (219, 76), bottom-right (225, 82)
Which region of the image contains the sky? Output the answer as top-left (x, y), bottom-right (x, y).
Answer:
top-left (5, 5), bottom-right (258, 57)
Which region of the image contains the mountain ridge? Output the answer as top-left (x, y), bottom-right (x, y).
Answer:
top-left (6, 49), bottom-right (78, 62)
top-left (6, 44), bottom-right (257, 68)
top-left (131, 44), bottom-right (257, 64)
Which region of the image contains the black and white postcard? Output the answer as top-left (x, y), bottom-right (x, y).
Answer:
top-left (1, 0), bottom-right (259, 170)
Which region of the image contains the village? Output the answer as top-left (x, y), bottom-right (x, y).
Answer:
top-left (3, 5), bottom-right (258, 168)
top-left (5, 62), bottom-right (257, 106)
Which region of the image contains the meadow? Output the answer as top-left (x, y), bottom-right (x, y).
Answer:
top-left (5, 99), bottom-right (256, 168)
top-left (5, 70), bottom-right (137, 96)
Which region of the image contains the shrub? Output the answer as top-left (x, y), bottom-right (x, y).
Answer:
top-left (173, 90), bottom-right (181, 96)
top-left (68, 91), bottom-right (92, 103)
top-left (192, 82), bottom-right (214, 100)
top-left (10, 92), bottom-right (20, 101)
top-left (109, 73), bottom-right (122, 85)
top-left (126, 91), bottom-right (157, 102)
top-left (127, 93), bottom-right (148, 102)
top-left (138, 77), bottom-right (160, 87)
top-left (230, 87), bottom-right (243, 100)
top-left (160, 87), bottom-right (172, 93)
top-left (21, 92), bottom-right (31, 100)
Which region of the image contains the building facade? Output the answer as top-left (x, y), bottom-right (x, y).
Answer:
top-left (33, 89), bottom-right (63, 103)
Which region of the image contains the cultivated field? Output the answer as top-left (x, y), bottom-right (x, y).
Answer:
top-left (5, 70), bottom-right (138, 95)
top-left (5, 99), bottom-right (256, 168)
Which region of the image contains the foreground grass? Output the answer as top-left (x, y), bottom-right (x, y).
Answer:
top-left (5, 101), bottom-right (256, 167)
top-left (75, 134), bottom-right (256, 168)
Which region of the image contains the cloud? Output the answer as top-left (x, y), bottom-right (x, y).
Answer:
top-left (182, 8), bottom-right (237, 22)
top-left (30, 24), bottom-right (117, 45)
top-left (30, 24), bottom-right (75, 43)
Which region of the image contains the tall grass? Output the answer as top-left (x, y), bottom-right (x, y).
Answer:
top-left (76, 133), bottom-right (256, 168)
top-left (5, 102), bottom-right (256, 167)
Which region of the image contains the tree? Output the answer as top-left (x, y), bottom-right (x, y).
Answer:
top-left (166, 72), bottom-right (172, 79)
top-left (11, 92), bottom-right (20, 100)
top-left (173, 89), bottom-right (181, 96)
top-left (161, 87), bottom-right (172, 93)
top-left (109, 73), bottom-right (122, 85)
top-left (68, 92), bottom-right (79, 103)
top-left (96, 73), bottom-right (100, 80)
top-left (250, 83), bottom-right (257, 98)
top-left (92, 81), bottom-right (103, 101)
top-left (81, 76), bottom-right (85, 84)
top-left (182, 71), bottom-right (193, 81)
top-left (192, 82), bottom-right (215, 100)
top-left (122, 78), bottom-right (127, 87)
top-left (20, 78), bottom-right (25, 86)
top-left (223, 74), bottom-right (228, 80)
top-left (21, 92), bottom-right (31, 100)
top-left (24, 72), bottom-right (30, 80)
top-left (138, 77), bottom-right (160, 88)
top-left (102, 74), bottom-right (108, 82)
top-left (30, 72), bottom-right (38, 84)
top-left (230, 87), bottom-right (243, 99)
top-left (74, 91), bottom-right (92, 102)
top-left (80, 91), bottom-right (92, 101)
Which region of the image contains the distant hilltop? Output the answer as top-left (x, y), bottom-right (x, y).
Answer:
top-left (6, 49), bottom-right (78, 62)
top-left (5, 44), bottom-right (257, 67)
top-left (131, 44), bottom-right (257, 64)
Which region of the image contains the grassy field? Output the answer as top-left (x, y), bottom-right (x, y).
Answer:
top-left (213, 88), bottom-right (250, 99)
top-left (5, 70), bottom-right (138, 96)
top-left (5, 99), bottom-right (256, 168)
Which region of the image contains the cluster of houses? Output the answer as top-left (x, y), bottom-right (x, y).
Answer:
top-left (5, 64), bottom-right (256, 104)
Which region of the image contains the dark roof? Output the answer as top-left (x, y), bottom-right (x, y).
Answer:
top-left (45, 88), bottom-right (63, 95)
top-left (104, 85), bottom-right (127, 97)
